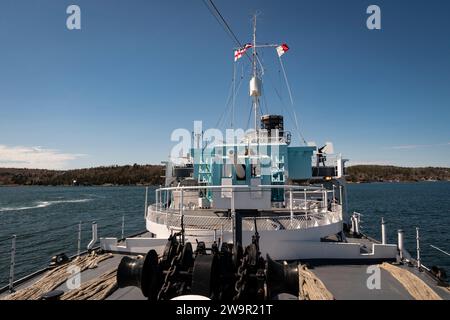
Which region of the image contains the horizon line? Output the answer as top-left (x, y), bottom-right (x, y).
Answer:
top-left (1, 163), bottom-right (450, 171)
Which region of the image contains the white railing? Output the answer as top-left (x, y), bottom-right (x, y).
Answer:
top-left (148, 184), bottom-right (343, 233)
top-left (148, 184), bottom-right (343, 232)
top-left (151, 184), bottom-right (338, 214)
top-left (242, 210), bottom-right (342, 231)
top-left (147, 206), bottom-right (341, 232)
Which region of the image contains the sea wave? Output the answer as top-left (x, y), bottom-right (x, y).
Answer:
top-left (0, 199), bottom-right (93, 212)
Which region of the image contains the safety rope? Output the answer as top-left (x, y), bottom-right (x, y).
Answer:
top-left (298, 264), bottom-right (334, 300)
top-left (380, 262), bottom-right (442, 300)
top-left (2, 252), bottom-right (113, 300)
top-left (61, 269), bottom-right (117, 300)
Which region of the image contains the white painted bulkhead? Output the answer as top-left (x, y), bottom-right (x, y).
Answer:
top-left (139, 208), bottom-right (397, 261)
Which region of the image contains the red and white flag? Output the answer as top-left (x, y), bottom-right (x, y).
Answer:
top-left (234, 43), bottom-right (252, 62)
top-left (276, 43), bottom-right (290, 57)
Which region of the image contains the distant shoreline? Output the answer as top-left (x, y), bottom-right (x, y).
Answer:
top-left (1, 180), bottom-right (448, 187)
top-left (346, 180), bottom-right (450, 184)
top-left (0, 164), bottom-right (449, 187)
top-left (0, 184), bottom-right (156, 187)
top-left (345, 165), bottom-right (450, 184)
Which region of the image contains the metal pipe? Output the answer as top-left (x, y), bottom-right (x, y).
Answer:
top-left (344, 186), bottom-right (349, 217)
top-left (303, 188), bottom-right (307, 209)
top-left (332, 185), bottom-right (335, 208)
top-left (356, 213), bottom-right (360, 234)
top-left (121, 215), bottom-right (125, 240)
top-left (144, 187), bottom-right (148, 218)
top-left (181, 214), bottom-right (185, 244)
top-left (381, 217), bottom-right (386, 245)
top-left (353, 213), bottom-right (360, 235)
top-left (351, 216), bottom-right (356, 234)
top-left (180, 188), bottom-right (184, 216)
top-left (304, 189), bottom-right (308, 221)
top-left (289, 189), bottom-right (293, 224)
top-left (87, 222), bottom-right (98, 250)
top-left (231, 188), bottom-right (237, 245)
top-left (159, 185), bottom-right (162, 210)
top-left (166, 189), bottom-right (169, 208)
top-left (398, 229), bottom-right (404, 260)
top-left (165, 189), bottom-right (171, 227)
top-left (416, 227), bottom-right (421, 269)
top-left (322, 190), bottom-right (325, 209)
top-left (180, 188), bottom-right (185, 244)
top-left (166, 210), bottom-right (170, 227)
top-left (77, 222), bottom-right (82, 256)
top-left (339, 186), bottom-right (343, 206)
top-left (9, 235), bottom-right (16, 293)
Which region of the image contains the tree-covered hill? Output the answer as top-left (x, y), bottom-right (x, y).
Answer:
top-left (346, 165), bottom-right (450, 183)
top-left (0, 165), bottom-right (449, 186)
top-left (0, 164), bottom-right (164, 186)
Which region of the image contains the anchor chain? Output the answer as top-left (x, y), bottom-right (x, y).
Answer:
top-left (157, 235), bottom-right (185, 300)
top-left (233, 220), bottom-right (265, 300)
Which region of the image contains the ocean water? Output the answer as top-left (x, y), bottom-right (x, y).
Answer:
top-left (0, 186), bottom-right (156, 288)
top-left (0, 183), bottom-right (449, 288)
top-left (346, 182), bottom-right (450, 274)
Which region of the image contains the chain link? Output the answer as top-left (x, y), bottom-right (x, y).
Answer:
top-left (157, 242), bottom-right (184, 300)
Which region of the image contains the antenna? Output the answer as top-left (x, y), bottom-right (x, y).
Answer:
top-left (250, 13), bottom-right (261, 142)
top-left (252, 14), bottom-right (257, 79)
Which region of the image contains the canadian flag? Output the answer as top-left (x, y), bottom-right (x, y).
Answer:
top-left (276, 43), bottom-right (290, 57)
top-left (234, 43), bottom-right (252, 62)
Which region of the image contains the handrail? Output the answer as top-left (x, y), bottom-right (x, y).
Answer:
top-left (154, 185), bottom-right (336, 214)
top-left (9, 235), bottom-right (16, 293)
top-left (148, 211), bottom-right (336, 221)
top-left (151, 185), bottom-right (338, 212)
top-left (430, 245), bottom-right (450, 257)
top-left (156, 184), bottom-right (325, 192)
top-left (3, 221), bottom-right (83, 241)
top-left (0, 216), bottom-right (138, 290)
top-left (0, 236), bottom-right (13, 244)
top-left (147, 205), bottom-right (342, 232)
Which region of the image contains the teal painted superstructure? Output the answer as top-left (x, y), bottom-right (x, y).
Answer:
top-left (191, 143), bottom-right (315, 202)
top-left (286, 146), bottom-right (316, 180)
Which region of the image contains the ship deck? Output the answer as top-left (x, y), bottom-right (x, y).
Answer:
top-left (1, 232), bottom-right (449, 300)
top-left (308, 264), bottom-right (449, 300)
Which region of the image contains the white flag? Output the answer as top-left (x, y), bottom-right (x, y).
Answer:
top-left (276, 43), bottom-right (290, 57)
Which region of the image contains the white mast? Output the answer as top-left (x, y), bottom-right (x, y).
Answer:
top-left (249, 14), bottom-right (261, 142)
top-left (252, 15), bottom-right (258, 135)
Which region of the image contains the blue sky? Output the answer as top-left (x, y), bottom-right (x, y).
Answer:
top-left (0, 0), bottom-right (449, 169)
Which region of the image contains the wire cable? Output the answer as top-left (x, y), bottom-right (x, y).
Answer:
top-left (201, 0), bottom-right (252, 62)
